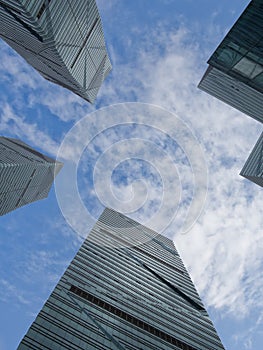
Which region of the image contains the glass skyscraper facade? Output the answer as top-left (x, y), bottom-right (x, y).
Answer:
top-left (0, 136), bottom-right (63, 215)
top-left (240, 131), bottom-right (263, 187)
top-left (198, 0), bottom-right (263, 124)
top-left (18, 208), bottom-right (225, 350)
top-left (0, 0), bottom-right (111, 103)
top-left (198, 0), bottom-right (263, 188)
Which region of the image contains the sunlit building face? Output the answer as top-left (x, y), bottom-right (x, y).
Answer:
top-left (18, 208), bottom-right (225, 350)
top-left (0, 0), bottom-right (112, 103)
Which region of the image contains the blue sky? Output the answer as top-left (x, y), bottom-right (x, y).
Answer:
top-left (0, 0), bottom-right (263, 349)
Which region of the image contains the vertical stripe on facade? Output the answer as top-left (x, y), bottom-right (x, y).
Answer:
top-left (18, 208), bottom-right (225, 350)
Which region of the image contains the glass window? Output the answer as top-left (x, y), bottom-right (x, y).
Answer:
top-left (233, 57), bottom-right (263, 79)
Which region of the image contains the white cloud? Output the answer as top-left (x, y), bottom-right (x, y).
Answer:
top-left (0, 41), bottom-right (93, 123)
top-left (76, 22), bottom-right (263, 322)
top-left (1, 16), bottom-right (259, 324)
top-left (0, 279), bottom-right (29, 305)
top-left (0, 103), bottom-right (59, 157)
top-left (0, 42), bottom-right (39, 90)
top-left (0, 8), bottom-right (262, 348)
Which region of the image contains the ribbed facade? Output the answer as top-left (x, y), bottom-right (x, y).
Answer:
top-left (0, 0), bottom-right (111, 103)
top-left (18, 208), bottom-right (225, 350)
top-left (199, 65), bottom-right (263, 124)
top-left (198, 0), bottom-right (263, 187)
top-left (198, 0), bottom-right (263, 124)
top-left (240, 132), bottom-right (263, 187)
top-left (0, 137), bottom-right (63, 215)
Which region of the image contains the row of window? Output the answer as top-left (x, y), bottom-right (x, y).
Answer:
top-left (65, 265), bottom-right (214, 341)
top-left (80, 239), bottom-right (197, 302)
top-left (71, 253), bottom-right (188, 315)
top-left (70, 17), bottom-right (99, 69)
top-left (2, 4), bottom-right (43, 42)
top-left (99, 227), bottom-right (185, 274)
top-left (36, 0), bottom-right (51, 19)
top-left (70, 285), bottom-right (198, 350)
top-left (141, 262), bottom-right (205, 313)
top-left (71, 244), bottom-right (210, 329)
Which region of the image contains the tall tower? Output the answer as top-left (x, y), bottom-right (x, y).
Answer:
top-left (198, 0), bottom-right (263, 124)
top-left (198, 0), bottom-right (263, 187)
top-left (18, 208), bottom-right (225, 350)
top-left (0, 137), bottom-right (63, 216)
top-left (240, 131), bottom-right (263, 187)
top-left (0, 0), bottom-right (111, 103)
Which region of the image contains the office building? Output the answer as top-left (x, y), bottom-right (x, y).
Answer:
top-left (199, 1), bottom-right (263, 187)
top-left (198, 0), bottom-right (263, 124)
top-left (240, 131), bottom-right (263, 187)
top-left (0, 136), bottom-right (63, 215)
top-left (0, 1), bottom-right (111, 103)
top-left (18, 208), bottom-right (225, 350)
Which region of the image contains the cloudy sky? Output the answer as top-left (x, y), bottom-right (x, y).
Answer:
top-left (0, 0), bottom-right (262, 349)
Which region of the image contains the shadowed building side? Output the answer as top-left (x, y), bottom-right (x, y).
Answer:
top-left (199, 65), bottom-right (263, 124)
top-left (240, 132), bottom-right (263, 187)
top-left (198, 0), bottom-right (263, 124)
top-left (0, 0), bottom-right (111, 103)
top-left (198, 0), bottom-right (263, 187)
top-left (17, 208), bottom-right (225, 350)
top-left (0, 137), bottom-right (63, 215)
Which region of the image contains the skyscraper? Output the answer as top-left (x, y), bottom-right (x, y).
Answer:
top-left (198, 0), bottom-right (263, 188)
top-left (240, 131), bottom-right (263, 187)
top-left (0, 1), bottom-right (111, 103)
top-left (18, 208), bottom-right (225, 350)
top-left (198, 0), bottom-right (263, 124)
top-left (0, 136), bottom-right (63, 216)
